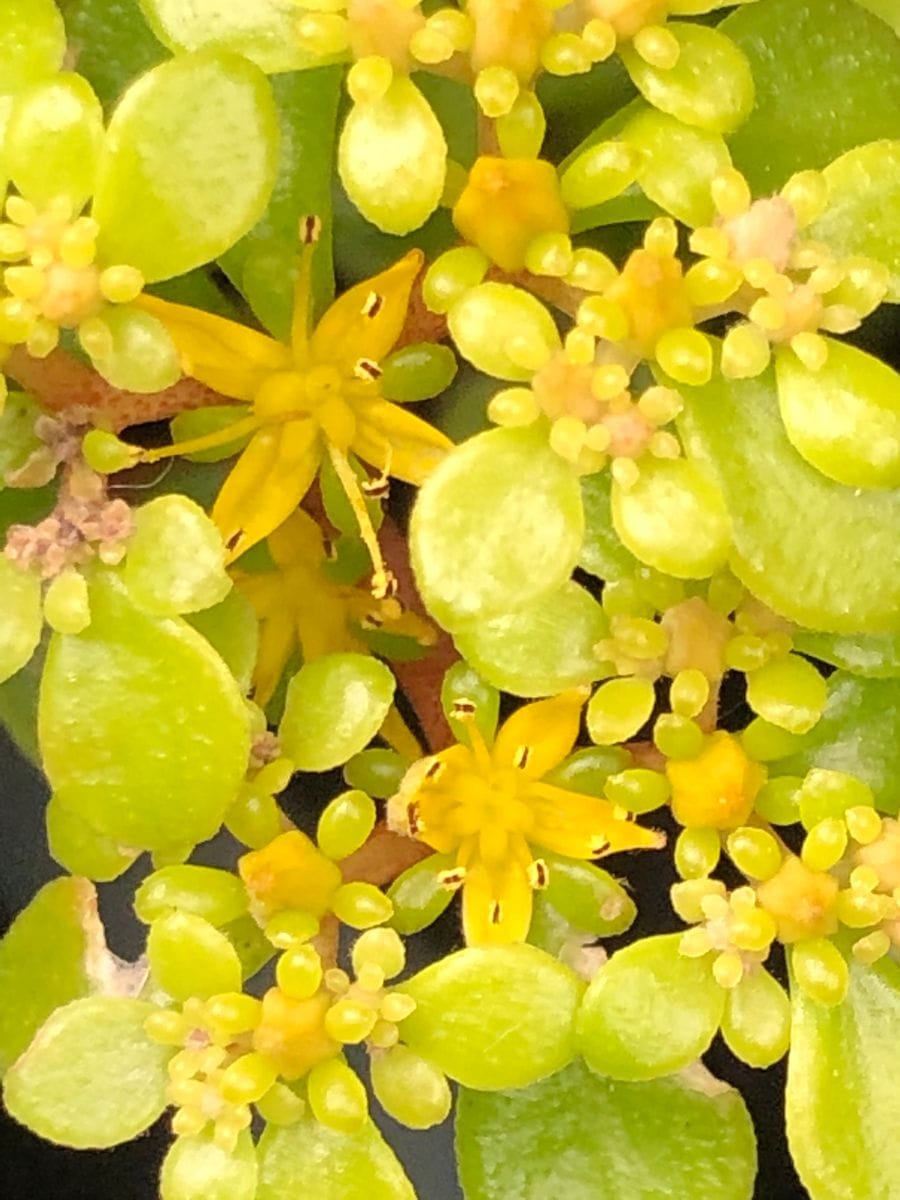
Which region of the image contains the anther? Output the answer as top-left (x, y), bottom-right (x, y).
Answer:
top-left (361, 292), bottom-right (384, 318)
top-left (489, 901), bottom-right (502, 925)
top-left (299, 215), bottom-right (322, 245)
top-left (590, 837), bottom-right (610, 856)
top-left (360, 612), bottom-right (384, 630)
top-left (225, 530), bottom-right (243, 552)
top-left (512, 746), bottom-right (531, 770)
top-left (406, 801), bottom-right (423, 836)
top-left (354, 357), bottom-right (382, 381)
top-left (527, 859), bottom-right (549, 890)
top-left (437, 867), bottom-right (467, 891)
top-left (424, 759), bottom-right (445, 781)
top-left (451, 699), bottom-right (477, 718)
top-left (361, 476), bottom-right (390, 499)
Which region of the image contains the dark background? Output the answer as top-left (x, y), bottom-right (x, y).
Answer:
top-left (0, 722), bottom-right (808, 1200)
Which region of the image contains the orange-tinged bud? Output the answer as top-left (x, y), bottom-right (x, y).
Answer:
top-left (667, 731), bottom-right (765, 830)
top-left (605, 248), bottom-right (694, 356)
top-left (756, 855), bottom-right (840, 944)
top-left (453, 156), bottom-right (569, 272)
top-left (585, 0), bottom-right (668, 41)
top-left (239, 830), bottom-right (343, 920)
top-left (468, 0), bottom-right (554, 81)
top-left (252, 987), bottom-right (340, 1080)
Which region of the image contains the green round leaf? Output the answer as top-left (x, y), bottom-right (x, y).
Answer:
top-left (257, 1116), bottom-right (415, 1200)
top-left (138, 0), bottom-right (321, 74)
top-left (0, 0), bottom-right (64, 95)
top-left (576, 933), bottom-right (725, 1081)
top-left (3, 997), bottom-right (171, 1148)
top-left (401, 943), bottom-right (585, 1091)
top-left (787, 954), bottom-right (900, 1199)
top-left (0, 878), bottom-right (95, 1075)
top-left (5, 73), bottom-right (104, 210)
top-left (721, 968), bottom-right (791, 1069)
top-left (185, 588), bottom-right (258, 694)
top-left (93, 51), bottom-right (279, 281)
top-left (125, 495), bottom-right (232, 616)
top-left (279, 653), bottom-right (395, 772)
top-left (723, 0), bottom-right (900, 191)
top-left (89, 305), bottom-right (181, 394)
top-left (621, 23), bottom-right (754, 134)
top-left (39, 571), bottom-right (250, 850)
top-left (452, 581), bottom-right (609, 698)
top-left (162, 1129), bottom-right (258, 1200)
top-left (810, 140), bottom-right (900, 303)
top-left (0, 556), bottom-right (42, 684)
top-left (147, 912), bottom-right (243, 1001)
top-left (677, 362), bottom-right (900, 633)
top-left (411, 426), bottom-right (584, 628)
top-left (774, 672), bottom-right (900, 814)
top-left (456, 1059), bottom-right (757, 1200)
top-left (622, 107), bottom-right (731, 228)
top-left (611, 458), bottom-right (731, 580)
top-left (46, 795), bottom-right (139, 883)
top-left (776, 341), bottom-right (900, 489)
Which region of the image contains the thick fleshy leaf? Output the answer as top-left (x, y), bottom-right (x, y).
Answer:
top-left (776, 340), bottom-right (900, 489)
top-left (775, 672), bottom-right (900, 814)
top-left (793, 629), bottom-right (900, 678)
top-left (723, 0), bottom-right (900, 191)
top-left (220, 67), bottom-right (342, 339)
top-left (5, 74), bottom-right (104, 209)
top-left (279, 653), bottom-right (395, 772)
top-left (622, 107), bottom-right (731, 228)
top-left (0, 878), bottom-right (96, 1074)
top-left (400, 944), bottom-right (585, 1091)
top-left (852, 0), bottom-right (900, 31)
top-left (124, 494), bottom-right (232, 616)
top-left (620, 22), bottom-right (754, 134)
top-left (39, 570), bottom-right (250, 850)
top-left (579, 470), bottom-right (639, 579)
top-left (0, 556), bottom-right (42, 684)
top-left (577, 933), bottom-right (725, 1081)
top-left (93, 51), bottom-right (279, 282)
top-left (411, 426), bottom-right (584, 629)
top-left (64, 0), bottom-right (164, 110)
top-left (677, 363), bottom-right (900, 632)
top-left (257, 1116), bottom-right (415, 1200)
top-left (339, 77), bottom-right (447, 237)
top-left (0, 0), bottom-right (64, 94)
top-left (3, 996), bottom-right (171, 1148)
top-left (456, 1059), bottom-right (756, 1200)
top-left (185, 588), bottom-right (258, 694)
top-left (452, 582), bottom-right (610, 698)
top-left (809, 140), bottom-right (900, 302)
top-left (787, 953), bottom-right (900, 1200)
top-left (161, 1129), bottom-right (258, 1200)
top-left (138, 0), bottom-right (320, 73)
top-left (46, 795), bottom-right (139, 883)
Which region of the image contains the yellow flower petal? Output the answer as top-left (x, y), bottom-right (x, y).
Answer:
top-left (252, 609), bottom-right (296, 707)
top-left (528, 781), bottom-right (663, 858)
top-left (352, 397), bottom-right (452, 485)
top-left (492, 690), bottom-right (587, 778)
top-left (213, 422), bottom-right (321, 563)
top-left (267, 509), bottom-right (328, 570)
top-left (137, 294), bottom-right (293, 401)
top-left (311, 250), bottom-right (424, 367)
top-left (462, 861), bottom-right (533, 946)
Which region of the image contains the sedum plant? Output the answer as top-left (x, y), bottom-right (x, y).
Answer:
top-left (0, 0), bottom-right (899, 1196)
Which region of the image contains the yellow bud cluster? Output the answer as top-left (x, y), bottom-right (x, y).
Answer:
top-left (686, 167), bottom-right (889, 379)
top-left (676, 880), bottom-right (778, 988)
top-left (0, 194), bottom-right (144, 358)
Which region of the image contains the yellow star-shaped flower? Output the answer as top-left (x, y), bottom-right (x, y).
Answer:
top-left (236, 509), bottom-right (435, 707)
top-left (136, 223), bottom-right (451, 594)
top-left (388, 689), bottom-right (663, 946)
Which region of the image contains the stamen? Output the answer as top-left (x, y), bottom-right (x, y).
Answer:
top-left (451, 699), bottom-right (477, 718)
top-left (437, 867), bottom-right (467, 891)
top-left (513, 746), bottom-right (531, 771)
top-left (325, 442), bottom-right (393, 599)
top-left (353, 357), bottom-right (382, 381)
top-left (489, 901), bottom-right (502, 925)
top-left (291, 217), bottom-right (321, 356)
top-left (407, 801), bottom-right (423, 835)
top-left (527, 859), bottom-right (549, 890)
top-left (361, 292), bottom-right (384, 318)
top-left (139, 415), bottom-right (262, 464)
top-left (424, 760), bottom-right (444, 781)
top-left (590, 837), bottom-right (610, 856)
top-left (360, 612), bottom-right (384, 630)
